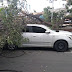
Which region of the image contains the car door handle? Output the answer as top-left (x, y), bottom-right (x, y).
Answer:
top-left (33, 35), bottom-right (36, 37)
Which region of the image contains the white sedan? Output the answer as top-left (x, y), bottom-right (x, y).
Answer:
top-left (21, 24), bottom-right (72, 52)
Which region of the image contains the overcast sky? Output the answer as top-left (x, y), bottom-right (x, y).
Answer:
top-left (27, 0), bottom-right (67, 12)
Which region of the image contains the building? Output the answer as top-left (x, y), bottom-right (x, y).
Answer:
top-left (0, 0), bottom-right (9, 8)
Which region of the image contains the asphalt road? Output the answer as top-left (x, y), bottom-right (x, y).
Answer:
top-left (0, 48), bottom-right (72, 72)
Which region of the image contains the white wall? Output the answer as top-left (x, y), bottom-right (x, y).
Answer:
top-left (0, 0), bottom-right (8, 8)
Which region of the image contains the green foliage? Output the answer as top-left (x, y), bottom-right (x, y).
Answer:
top-left (0, 8), bottom-right (4, 12)
top-left (0, 35), bottom-right (6, 48)
top-left (0, 0), bottom-right (25, 48)
top-left (65, 0), bottom-right (72, 16)
top-left (67, 0), bottom-right (72, 6)
top-left (43, 6), bottom-right (65, 29)
top-left (67, 9), bottom-right (72, 13)
top-left (43, 7), bottom-right (51, 22)
top-left (43, 6), bottom-right (64, 23)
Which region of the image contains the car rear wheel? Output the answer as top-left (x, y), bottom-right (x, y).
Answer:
top-left (54, 40), bottom-right (68, 52)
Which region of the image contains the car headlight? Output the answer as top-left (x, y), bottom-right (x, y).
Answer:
top-left (68, 35), bottom-right (72, 40)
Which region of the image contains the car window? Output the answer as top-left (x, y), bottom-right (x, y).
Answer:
top-left (26, 26), bottom-right (32, 32)
top-left (32, 26), bottom-right (46, 33)
top-left (22, 26), bottom-right (32, 32)
top-left (23, 26), bottom-right (46, 33)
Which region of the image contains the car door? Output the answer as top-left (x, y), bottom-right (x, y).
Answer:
top-left (22, 26), bottom-right (52, 47)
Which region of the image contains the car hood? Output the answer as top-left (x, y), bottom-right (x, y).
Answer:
top-left (52, 30), bottom-right (72, 35)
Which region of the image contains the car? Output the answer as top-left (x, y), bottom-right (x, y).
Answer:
top-left (64, 19), bottom-right (71, 24)
top-left (4, 24), bottom-right (72, 52)
top-left (20, 24), bottom-right (72, 52)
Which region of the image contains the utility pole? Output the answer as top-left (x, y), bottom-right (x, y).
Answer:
top-left (49, 0), bottom-right (54, 28)
top-left (51, 0), bottom-right (54, 24)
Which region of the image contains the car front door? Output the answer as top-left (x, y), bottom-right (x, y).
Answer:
top-left (22, 26), bottom-right (52, 47)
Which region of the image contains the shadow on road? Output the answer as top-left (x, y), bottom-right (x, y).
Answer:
top-left (18, 47), bottom-right (55, 51)
top-left (18, 47), bottom-right (72, 52)
top-left (0, 47), bottom-right (55, 58)
top-left (2, 47), bottom-right (72, 52)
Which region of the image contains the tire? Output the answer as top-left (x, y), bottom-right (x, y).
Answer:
top-left (54, 40), bottom-right (68, 52)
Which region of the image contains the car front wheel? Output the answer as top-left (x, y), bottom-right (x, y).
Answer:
top-left (54, 40), bottom-right (68, 52)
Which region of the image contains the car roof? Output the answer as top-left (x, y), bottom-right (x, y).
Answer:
top-left (27, 24), bottom-right (45, 27)
top-left (27, 24), bottom-right (44, 26)
top-left (26, 24), bottom-right (50, 30)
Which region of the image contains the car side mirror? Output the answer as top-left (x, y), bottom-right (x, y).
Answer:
top-left (45, 31), bottom-right (50, 34)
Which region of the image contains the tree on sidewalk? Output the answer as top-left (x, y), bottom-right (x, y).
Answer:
top-left (43, 6), bottom-right (65, 29)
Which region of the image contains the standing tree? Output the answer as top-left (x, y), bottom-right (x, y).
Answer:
top-left (67, 0), bottom-right (72, 6)
top-left (43, 6), bottom-right (65, 29)
top-left (43, 7), bottom-right (51, 22)
top-left (65, 0), bottom-right (72, 16)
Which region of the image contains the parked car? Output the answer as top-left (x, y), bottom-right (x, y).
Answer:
top-left (21, 24), bottom-right (72, 52)
top-left (4, 24), bottom-right (72, 52)
top-left (61, 19), bottom-right (72, 27)
top-left (64, 19), bottom-right (71, 24)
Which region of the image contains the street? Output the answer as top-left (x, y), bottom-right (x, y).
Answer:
top-left (0, 48), bottom-right (72, 72)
